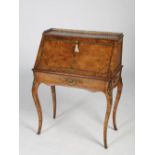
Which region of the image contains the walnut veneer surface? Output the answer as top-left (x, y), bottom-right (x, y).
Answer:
top-left (32, 28), bottom-right (124, 149)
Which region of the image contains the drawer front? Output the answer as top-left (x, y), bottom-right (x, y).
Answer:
top-left (37, 39), bottom-right (113, 76)
top-left (35, 72), bottom-right (107, 92)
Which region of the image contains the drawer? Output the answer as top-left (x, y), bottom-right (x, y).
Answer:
top-left (36, 38), bottom-right (113, 78)
top-left (35, 72), bottom-right (108, 92)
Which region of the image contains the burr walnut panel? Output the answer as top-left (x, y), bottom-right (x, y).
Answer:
top-left (38, 40), bottom-right (74, 70)
top-left (36, 39), bottom-right (114, 78)
top-left (74, 43), bottom-right (113, 74)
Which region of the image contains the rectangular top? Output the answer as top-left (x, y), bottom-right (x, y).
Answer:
top-left (43, 28), bottom-right (123, 41)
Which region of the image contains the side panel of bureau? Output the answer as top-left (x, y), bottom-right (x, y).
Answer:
top-left (110, 41), bottom-right (123, 73)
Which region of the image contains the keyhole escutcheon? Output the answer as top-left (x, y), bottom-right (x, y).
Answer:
top-left (74, 41), bottom-right (80, 53)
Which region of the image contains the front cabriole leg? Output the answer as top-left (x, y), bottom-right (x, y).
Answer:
top-left (51, 86), bottom-right (57, 119)
top-left (32, 78), bottom-right (42, 134)
top-left (112, 77), bottom-right (123, 130)
top-left (103, 81), bottom-right (113, 149)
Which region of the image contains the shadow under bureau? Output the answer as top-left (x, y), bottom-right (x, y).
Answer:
top-left (32, 28), bottom-right (124, 148)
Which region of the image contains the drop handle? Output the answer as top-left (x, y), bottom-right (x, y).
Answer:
top-left (74, 42), bottom-right (80, 53)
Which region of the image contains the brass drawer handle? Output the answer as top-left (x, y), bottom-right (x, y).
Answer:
top-left (61, 77), bottom-right (82, 86)
top-left (66, 79), bottom-right (76, 85)
top-left (74, 41), bottom-right (79, 53)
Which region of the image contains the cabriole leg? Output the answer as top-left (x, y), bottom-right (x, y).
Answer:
top-left (32, 79), bottom-right (42, 134)
top-left (103, 82), bottom-right (113, 149)
top-left (112, 77), bottom-right (123, 130)
top-left (51, 86), bottom-right (57, 119)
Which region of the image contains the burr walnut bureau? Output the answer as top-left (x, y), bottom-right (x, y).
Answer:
top-left (32, 28), bottom-right (124, 148)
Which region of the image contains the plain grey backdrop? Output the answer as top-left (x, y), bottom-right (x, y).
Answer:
top-left (20, 0), bottom-right (135, 155)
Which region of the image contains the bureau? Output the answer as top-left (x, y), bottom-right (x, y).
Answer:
top-left (32, 28), bottom-right (124, 148)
